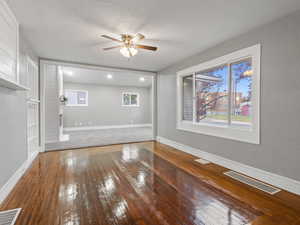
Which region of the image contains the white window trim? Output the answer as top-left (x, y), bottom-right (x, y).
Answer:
top-left (177, 44), bottom-right (261, 144)
top-left (65, 89), bottom-right (89, 107)
top-left (122, 92), bottom-right (140, 107)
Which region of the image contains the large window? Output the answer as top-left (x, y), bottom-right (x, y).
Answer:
top-left (177, 45), bottom-right (260, 144)
top-left (122, 92), bottom-right (140, 107)
top-left (65, 90), bottom-right (88, 106)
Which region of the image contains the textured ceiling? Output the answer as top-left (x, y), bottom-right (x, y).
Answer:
top-left (6, 0), bottom-right (300, 71)
top-left (63, 66), bottom-right (152, 87)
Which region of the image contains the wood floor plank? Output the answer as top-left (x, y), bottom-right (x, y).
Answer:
top-left (1, 141), bottom-right (300, 225)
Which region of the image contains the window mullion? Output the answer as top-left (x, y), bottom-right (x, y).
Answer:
top-left (228, 63), bottom-right (232, 126)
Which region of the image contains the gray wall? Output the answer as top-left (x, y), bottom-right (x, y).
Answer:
top-left (157, 10), bottom-right (300, 181)
top-left (0, 33), bottom-right (38, 190)
top-left (63, 82), bottom-right (152, 128)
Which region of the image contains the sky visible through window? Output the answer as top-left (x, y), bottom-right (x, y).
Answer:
top-left (202, 61), bottom-right (251, 97)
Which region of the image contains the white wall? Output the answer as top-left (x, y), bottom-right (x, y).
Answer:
top-left (63, 82), bottom-right (152, 128)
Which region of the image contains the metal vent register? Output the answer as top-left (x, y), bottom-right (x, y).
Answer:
top-left (0, 208), bottom-right (21, 225)
top-left (224, 171), bottom-right (281, 195)
top-left (194, 158), bottom-right (211, 165)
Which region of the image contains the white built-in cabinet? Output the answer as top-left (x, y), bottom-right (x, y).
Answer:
top-left (0, 0), bottom-right (27, 90)
top-left (26, 57), bottom-right (40, 157)
top-left (26, 57), bottom-right (39, 100)
top-left (0, 1), bottom-right (40, 156)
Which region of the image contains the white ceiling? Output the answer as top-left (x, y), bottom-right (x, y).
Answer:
top-left (62, 66), bottom-right (152, 87)
top-left (6, 0), bottom-right (300, 71)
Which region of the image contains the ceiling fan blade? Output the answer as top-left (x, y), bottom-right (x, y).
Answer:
top-left (103, 45), bottom-right (123, 50)
top-left (131, 33), bottom-right (145, 43)
top-left (135, 44), bottom-right (158, 51)
top-left (101, 35), bottom-right (122, 43)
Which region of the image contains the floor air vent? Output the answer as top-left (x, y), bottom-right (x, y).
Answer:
top-left (224, 171), bottom-right (281, 195)
top-left (194, 158), bottom-right (211, 165)
top-left (0, 208), bottom-right (21, 225)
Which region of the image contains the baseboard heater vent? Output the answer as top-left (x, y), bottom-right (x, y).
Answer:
top-left (194, 158), bottom-right (211, 165)
top-left (224, 171), bottom-right (281, 195)
top-left (0, 208), bottom-right (21, 225)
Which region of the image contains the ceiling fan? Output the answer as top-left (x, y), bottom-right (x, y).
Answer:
top-left (101, 33), bottom-right (158, 58)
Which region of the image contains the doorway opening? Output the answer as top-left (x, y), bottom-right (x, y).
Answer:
top-left (40, 60), bottom-right (155, 151)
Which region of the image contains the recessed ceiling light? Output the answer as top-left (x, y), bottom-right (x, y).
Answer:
top-left (139, 77), bottom-right (145, 82)
top-left (64, 70), bottom-right (73, 76)
top-left (107, 74), bottom-right (113, 79)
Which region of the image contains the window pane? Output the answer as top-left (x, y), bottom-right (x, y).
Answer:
top-left (77, 91), bottom-right (87, 105)
top-left (182, 75), bottom-right (193, 121)
top-left (66, 91), bottom-right (77, 105)
top-left (123, 94), bottom-right (130, 105)
top-left (195, 65), bottom-right (229, 124)
top-left (230, 58), bottom-right (252, 127)
top-left (131, 94), bottom-right (138, 105)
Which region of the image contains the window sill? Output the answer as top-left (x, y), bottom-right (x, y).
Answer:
top-left (176, 121), bottom-right (259, 144)
top-left (65, 105), bottom-right (88, 107)
top-left (122, 105), bottom-right (140, 107)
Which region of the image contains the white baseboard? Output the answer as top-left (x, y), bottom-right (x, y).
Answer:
top-left (64, 123), bottom-right (152, 132)
top-left (27, 150), bottom-right (39, 167)
top-left (59, 134), bottom-right (70, 142)
top-left (156, 136), bottom-right (300, 195)
top-left (0, 150), bottom-right (39, 204)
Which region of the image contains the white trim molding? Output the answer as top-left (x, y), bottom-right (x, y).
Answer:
top-left (64, 123), bottom-right (152, 132)
top-left (0, 150), bottom-right (39, 204)
top-left (27, 150), bottom-right (39, 167)
top-left (176, 44), bottom-right (261, 144)
top-left (39, 59), bottom-right (156, 76)
top-left (156, 136), bottom-right (300, 195)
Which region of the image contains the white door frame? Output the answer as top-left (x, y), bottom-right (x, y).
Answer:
top-left (39, 59), bottom-right (157, 152)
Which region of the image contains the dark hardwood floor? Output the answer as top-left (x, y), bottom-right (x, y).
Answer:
top-left (1, 141), bottom-right (300, 225)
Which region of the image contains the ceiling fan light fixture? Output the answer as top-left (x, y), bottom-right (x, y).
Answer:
top-left (120, 47), bottom-right (138, 58)
top-left (102, 33), bottom-right (157, 57)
